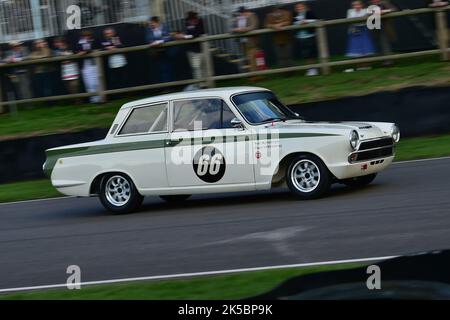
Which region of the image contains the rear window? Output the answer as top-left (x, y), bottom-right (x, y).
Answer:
top-left (119, 103), bottom-right (168, 135)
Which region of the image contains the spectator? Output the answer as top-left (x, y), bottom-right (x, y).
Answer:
top-left (369, 0), bottom-right (397, 65)
top-left (53, 37), bottom-right (80, 98)
top-left (232, 6), bottom-right (260, 72)
top-left (293, 2), bottom-right (319, 76)
top-left (29, 39), bottom-right (54, 98)
top-left (146, 16), bottom-right (172, 46)
top-left (77, 30), bottom-right (101, 103)
top-left (184, 11), bottom-right (205, 82)
top-left (345, 1), bottom-right (376, 71)
top-left (101, 27), bottom-right (127, 89)
top-left (146, 16), bottom-right (174, 83)
top-left (5, 41), bottom-right (32, 100)
top-left (265, 4), bottom-right (293, 68)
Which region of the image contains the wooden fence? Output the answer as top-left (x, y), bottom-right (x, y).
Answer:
top-left (0, 5), bottom-right (448, 113)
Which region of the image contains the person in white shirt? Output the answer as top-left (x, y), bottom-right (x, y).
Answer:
top-left (77, 30), bottom-right (101, 103)
top-left (293, 2), bottom-right (319, 76)
top-left (101, 27), bottom-right (127, 89)
top-left (53, 37), bottom-right (80, 101)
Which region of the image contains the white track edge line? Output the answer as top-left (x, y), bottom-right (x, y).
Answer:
top-left (0, 255), bottom-right (397, 293)
top-left (393, 155), bottom-right (450, 165)
top-left (0, 196), bottom-right (74, 206)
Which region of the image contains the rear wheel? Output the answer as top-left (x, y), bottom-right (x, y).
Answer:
top-left (342, 173), bottom-right (377, 188)
top-left (99, 173), bottom-right (143, 214)
top-left (159, 195), bottom-right (191, 203)
top-left (286, 155), bottom-right (331, 200)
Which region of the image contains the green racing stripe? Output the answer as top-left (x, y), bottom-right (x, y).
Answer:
top-left (43, 133), bottom-right (339, 178)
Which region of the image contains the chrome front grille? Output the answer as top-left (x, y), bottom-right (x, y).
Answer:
top-left (349, 137), bottom-right (395, 163)
top-left (359, 137), bottom-right (394, 151)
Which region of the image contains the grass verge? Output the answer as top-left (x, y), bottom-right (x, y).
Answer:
top-left (0, 58), bottom-right (449, 140)
top-left (0, 179), bottom-right (62, 203)
top-left (0, 263), bottom-right (360, 300)
top-left (223, 57), bottom-right (450, 105)
top-left (0, 98), bottom-right (130, 141)
top-left (394, 134), bottom-right (450, 161)
top-left (0, 133), bottom-right (449, 204)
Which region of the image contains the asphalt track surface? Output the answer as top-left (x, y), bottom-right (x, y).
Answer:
top-left (0, 158), bottom-right (449, 290)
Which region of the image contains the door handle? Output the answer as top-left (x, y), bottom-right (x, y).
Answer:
top-left (166, 137), bottom-right (183, 146)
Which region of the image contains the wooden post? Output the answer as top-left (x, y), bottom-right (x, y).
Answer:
top-left (201, 39), bottom-right (216, 88)
top-left (436, 9), bottom-right (449, 61)
top-left (95, 53), bottom-right (107, 103)
top-left (316, 22), bottom-right (331, 75)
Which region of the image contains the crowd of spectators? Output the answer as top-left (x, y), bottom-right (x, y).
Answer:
top-left (0, 0), bottom-right (447, 105)
top-left (0, 11), bottom-right (208, 104)
top-left (0, 29), bottom-right (122, 104)
top-left (235, 1), bottom-right (400, 74)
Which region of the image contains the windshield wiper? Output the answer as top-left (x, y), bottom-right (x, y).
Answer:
top-left (262, 117), bottom-right (287, 123)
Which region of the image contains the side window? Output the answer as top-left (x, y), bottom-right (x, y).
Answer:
top-left (173, 99), bottom-right (237, 131)
top-left (119, 103), bottom-right (168, 135)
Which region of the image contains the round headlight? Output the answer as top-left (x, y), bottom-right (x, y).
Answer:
top-left (349, 130), bottom-right (360, 150)
top-left (391, 125), bottom-right (400, 143)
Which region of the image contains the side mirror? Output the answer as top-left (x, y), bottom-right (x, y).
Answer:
top-left (231, 118), bottom-right (244, 129)
top-left (294, 112), bottom-right (305, 120)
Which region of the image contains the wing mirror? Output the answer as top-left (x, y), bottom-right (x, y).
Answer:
top-left (294, 112), bottom-right (305, 121)
top-left (231, 118), bottom-right (245, 129)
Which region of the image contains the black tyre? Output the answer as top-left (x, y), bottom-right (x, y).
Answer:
top-left (99, 173), bottom-right (143, 214)
top-left (159, 195), bottom-right (191, 203)
top-left (286, 154), bottom-right (331, 200)
top-left (342, 173), bottom-right (377, 188)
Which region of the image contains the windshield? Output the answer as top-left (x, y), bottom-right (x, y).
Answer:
top-left (232, 91), bottom-right (298, 124)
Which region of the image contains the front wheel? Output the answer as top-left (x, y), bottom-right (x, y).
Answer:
top-left (286, 155), bottom-right (331, 200)
top-left (342, 173), bottom-right (377, 188)
top-left (99, 173), bottom-right (143, 214)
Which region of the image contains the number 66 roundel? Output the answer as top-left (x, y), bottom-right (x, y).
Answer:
top-left (193, 146), bottom-right (226, 183)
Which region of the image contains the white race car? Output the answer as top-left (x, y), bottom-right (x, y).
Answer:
top-left (44, 87), bottom-right (400, 214)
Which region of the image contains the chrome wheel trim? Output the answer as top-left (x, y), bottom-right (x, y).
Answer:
top-left (291, 159), bottom-right (321, 193)
top-left (105, 175), bottom-right (131, 207)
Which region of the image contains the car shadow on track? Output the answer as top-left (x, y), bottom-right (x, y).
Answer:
top-left (135, 183), bottom-right (383, 215)
top-left (40, 183), bottom-right (384, 220)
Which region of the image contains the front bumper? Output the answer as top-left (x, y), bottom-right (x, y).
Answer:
top-left (328, 155), bottom-right (395, 180)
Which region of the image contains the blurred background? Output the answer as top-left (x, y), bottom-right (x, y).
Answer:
top-left (0, 0), bottom-right (448, 189)
top-left (0, 0), bottom-right (448, 100)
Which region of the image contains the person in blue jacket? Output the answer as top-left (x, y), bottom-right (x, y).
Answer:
top-left (146, 16), bottom-right (174, 83)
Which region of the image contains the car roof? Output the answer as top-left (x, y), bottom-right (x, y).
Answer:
top-left (120, 87), bottom-right (270, 110)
